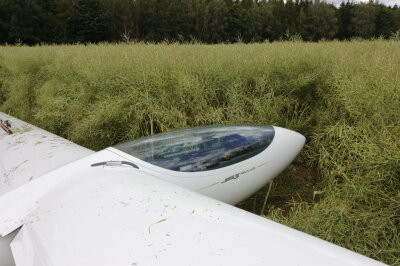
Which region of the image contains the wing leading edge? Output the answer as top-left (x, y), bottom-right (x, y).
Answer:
top-left (0, 113), bottom-right (385, 265)
top-left (9, 166), bottom-right (385, 266)
top-left (0, 112), bottom-right (93, 196)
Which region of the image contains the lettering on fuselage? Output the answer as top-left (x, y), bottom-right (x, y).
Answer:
top-left (220, 167), bottom-right (256, 184)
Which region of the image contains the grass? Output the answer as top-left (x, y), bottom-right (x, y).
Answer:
top-left (0, 40), bottom-right (399, 265)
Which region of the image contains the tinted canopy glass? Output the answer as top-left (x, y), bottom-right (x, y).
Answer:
top-left (114, 126), bottom-right (275, 172)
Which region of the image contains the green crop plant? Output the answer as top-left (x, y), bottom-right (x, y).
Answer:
top-left (0, 40), bottom-right (399, 265)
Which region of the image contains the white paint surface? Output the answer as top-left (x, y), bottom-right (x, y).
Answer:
top-left (10, 168), bottom-right (385, 266)
top-left (0, 112), bottom-right (93, 196)
top-left (0, 114), bottom-right (386, 266)
top-left (108, 126), bottom-right (305, 204)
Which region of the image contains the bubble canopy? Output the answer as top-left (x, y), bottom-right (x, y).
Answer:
top-left (114, 126), bottom-right (275, 172)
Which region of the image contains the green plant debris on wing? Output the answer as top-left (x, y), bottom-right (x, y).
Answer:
top-left (0, 40), bottom-right (399, 265)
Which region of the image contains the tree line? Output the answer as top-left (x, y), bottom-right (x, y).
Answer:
top-left (0, 0), bottom-right (399, 45)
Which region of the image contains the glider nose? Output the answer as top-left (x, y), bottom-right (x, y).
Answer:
top-left (272, 126), bottom-right (306, 161)
top-left (275, 126), bottom-right (306, 153)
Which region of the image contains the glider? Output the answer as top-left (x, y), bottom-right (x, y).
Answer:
top-left (0, 112), bottom-right (385, 266)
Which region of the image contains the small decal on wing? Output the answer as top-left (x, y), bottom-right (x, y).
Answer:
top-left (0, 119), bottom-right (13, 134)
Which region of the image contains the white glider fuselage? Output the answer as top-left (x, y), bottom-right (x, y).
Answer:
top-left (0, 113), bottom-right (385, 266)
top-left (107, 126), bottom-right (304, 204)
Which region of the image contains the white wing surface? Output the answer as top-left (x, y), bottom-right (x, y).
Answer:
top-left (0, 112), bottom-right (93, 196)
top-left (0, 113), bottom-right (385, 266)
top-left (6, 163), bottom-right (384, 266)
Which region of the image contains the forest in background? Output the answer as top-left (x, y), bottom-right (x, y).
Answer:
top-left (0, 0), bottom-right (400, 44)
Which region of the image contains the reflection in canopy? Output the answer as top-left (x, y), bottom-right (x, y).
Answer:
top-left (114, 126), bottom-right (275, 172)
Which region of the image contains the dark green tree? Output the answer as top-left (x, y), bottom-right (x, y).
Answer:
top-left (351, 2), bottom-right (377, 39)
top-left (270, 0), bottom-right (286, 41)
top-left (283, 0), bottom-right (299, 37)
top-left (67, 0), bottom-right (113, 43)
top-left (225, 1), bottom-right (246, 42)
top-left (0, 0), bottom-right (59, 44)
top-left (253, 0), bottom-right (273, 41)
top-left (299, 0), bottom-right (337, 41)
top-left (202, 0), bottom-right (228, 43)
top-left (103, 0), bottom-right (137, 41)
top-left (375, 5), bottom-right (396, 38)
top-left (337, 1), bottom-right (355, 40)
top-left (0, 0), bottom-right (14, 43)
top-left (313, 1), bottom-right (338, 40)
top-left (394, 5), bottom-right (400, 33)
top-left (296, 6), bottom-right (308, 39)
top-left (135, 0), bottom-right (159, 41)
top-left (1, 0), bottom-right (400, 44)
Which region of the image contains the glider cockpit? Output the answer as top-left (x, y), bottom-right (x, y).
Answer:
top-left (114, 126), bottom-right (275, 172)
top-left (107, 125), bottom-right (304, 204)
top-left (0, 112), bottom-right (385, 266)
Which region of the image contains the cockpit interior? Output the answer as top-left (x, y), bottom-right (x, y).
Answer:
top-left (114, 126), bottom-right (275, 172)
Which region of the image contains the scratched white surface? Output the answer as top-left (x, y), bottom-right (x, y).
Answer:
top-left (12, 168), bottom-right (385, 266)
top-left (0, 112), bottom-right (93, 196)
top-left (0, 114), bottom-right (386, 266)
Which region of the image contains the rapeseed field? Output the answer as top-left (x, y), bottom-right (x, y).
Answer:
top-left (0, 40), bottom-right (399, 265)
